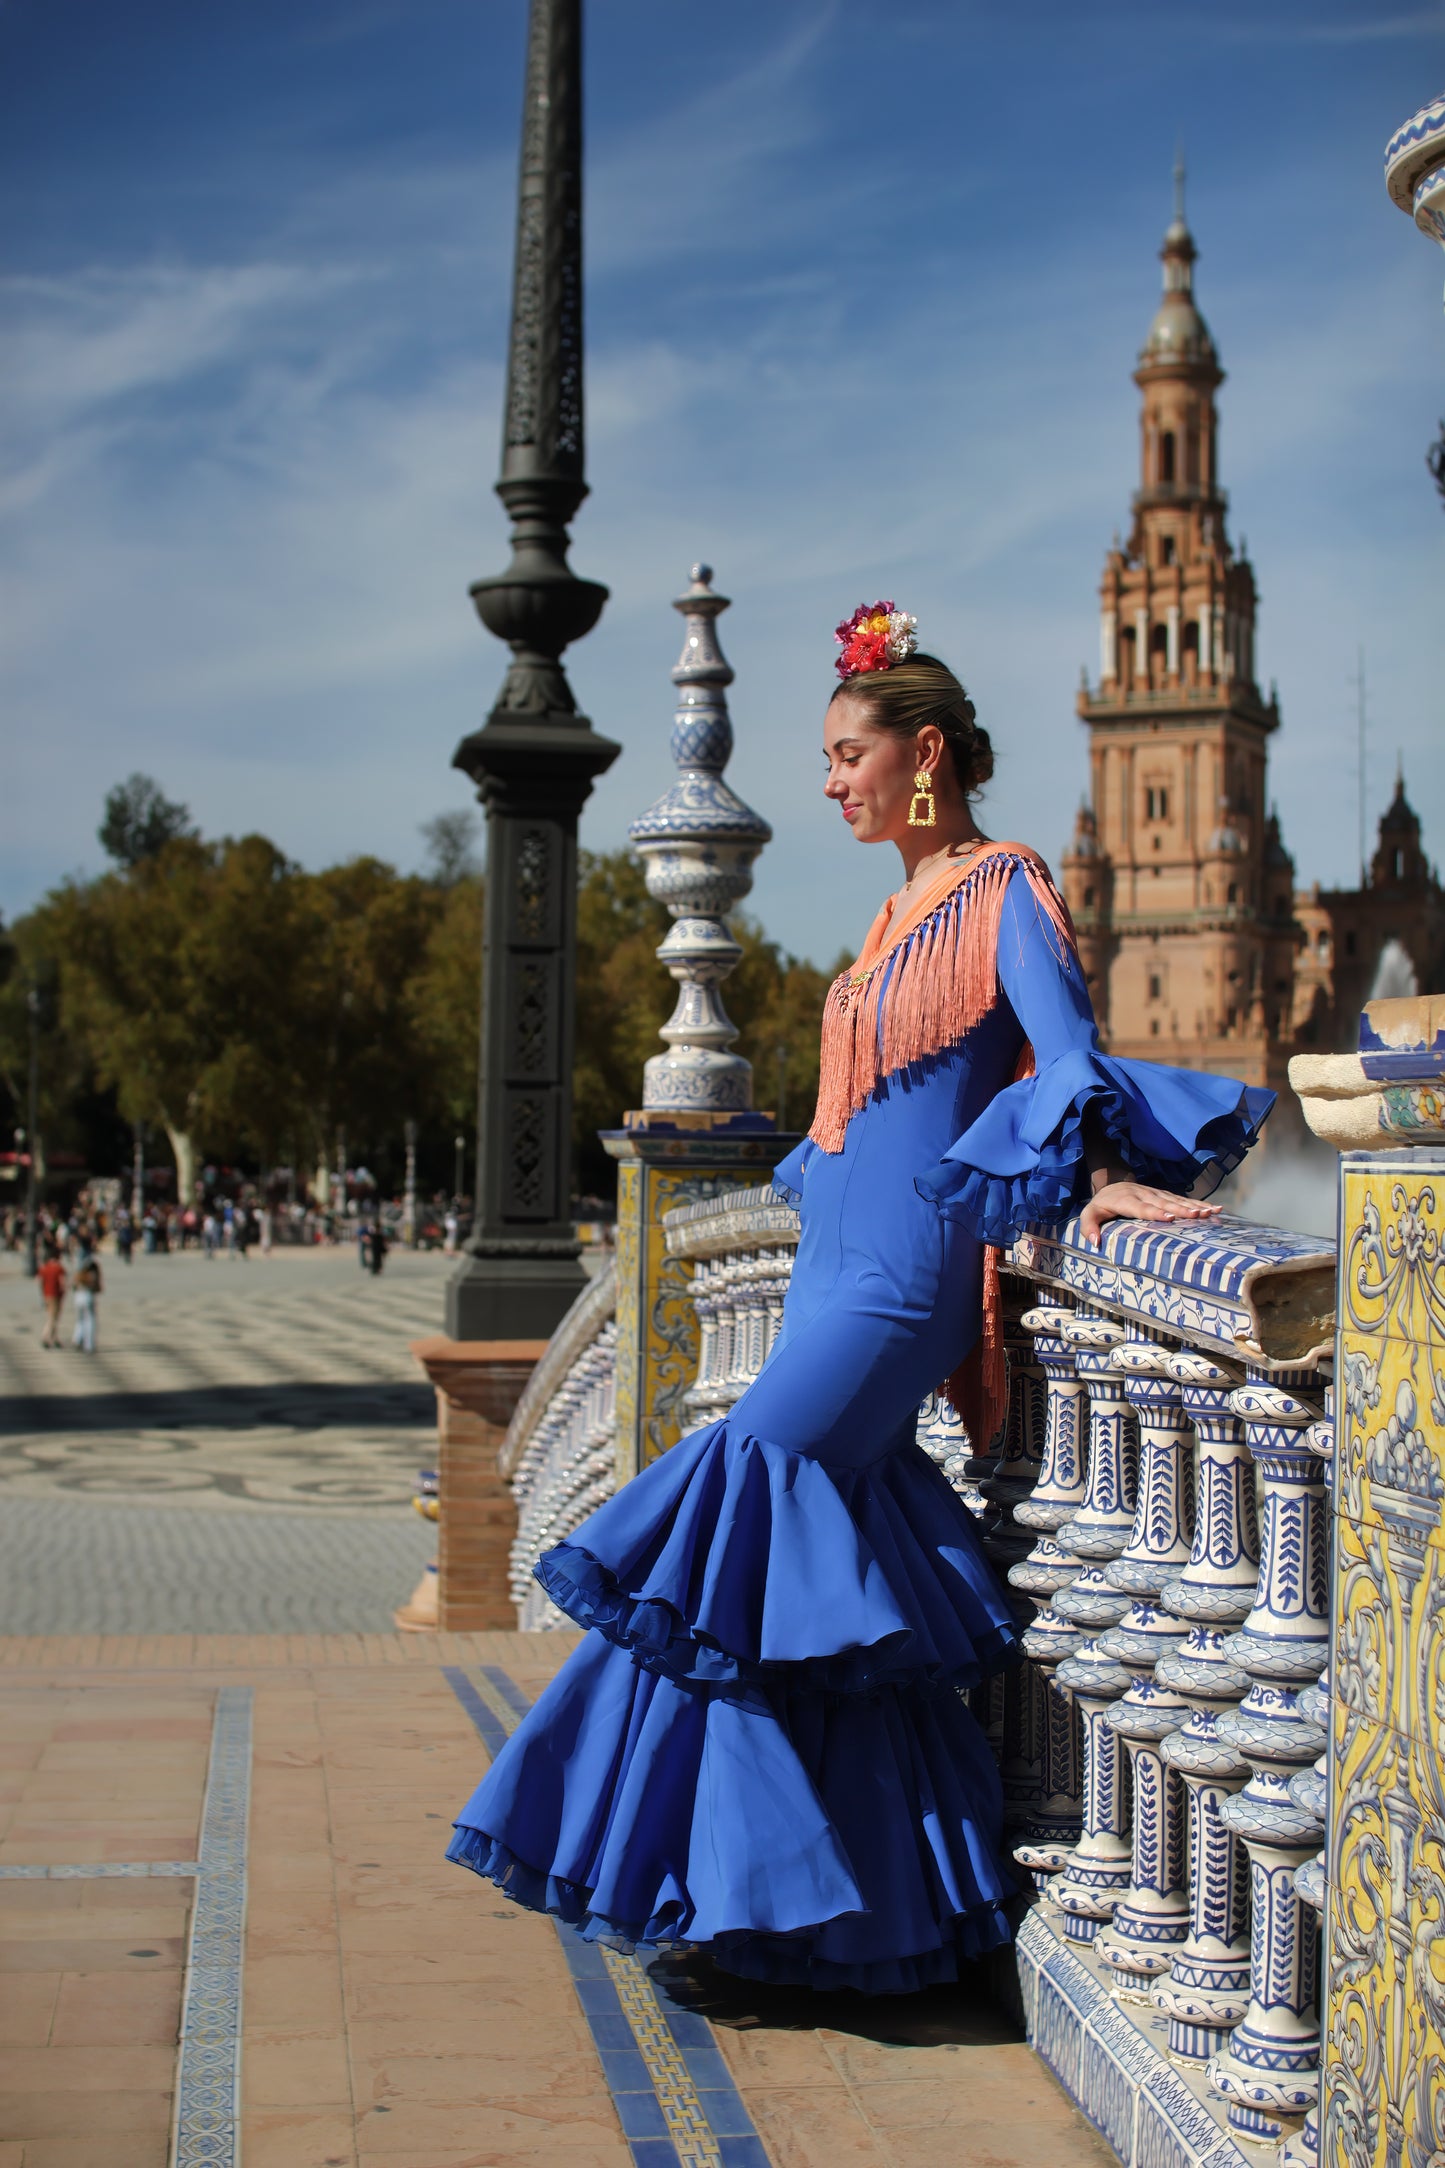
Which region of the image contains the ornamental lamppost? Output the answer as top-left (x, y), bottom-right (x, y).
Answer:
top-left (445, 0), bottom-right (620, 1342)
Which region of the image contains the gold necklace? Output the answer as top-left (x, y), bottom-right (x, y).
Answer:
top-left (898, 836), bottom-right (986, 897)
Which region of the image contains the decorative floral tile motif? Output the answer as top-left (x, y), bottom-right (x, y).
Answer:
top-left (1323, 1705), bottom-right (1445, 2168)
top-left (1325, 1147), bottom-right (1445, 2168)
top-left (614, 1161), bottom-right (741, 1479)
top-left (1337, 1332), bottom-right (1445, 1565)
top-left (1339, 1160), bottom-right (1445, 1354)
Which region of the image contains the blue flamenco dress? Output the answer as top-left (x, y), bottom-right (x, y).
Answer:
top-left (447, 852), bottom-right (1272, 1992)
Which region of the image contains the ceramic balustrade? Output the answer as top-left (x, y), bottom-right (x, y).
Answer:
top-left (1016, 1305), bottom-right (1091, 1533)
top-left (503, 1175), bottom-right (1345, 2168)
top-left (507, 1318), bottom-right (620, 1628)
top-left (1013, 1307), bottom-right (1092, 1679)
top-left (993, 1202), bottom-right (1338, 2168)
top-left (1049, 1317), bottom-right (1140, 1646)
top-left (1092, 1346), bottom-right (1197, 1995)
top-left (987, 1318), bottom-right (1061, 1841)
top-left (981, 1308), bottom-right (1049, 1569)
top-left (1208, 1372), bottom-right (1331, 2150)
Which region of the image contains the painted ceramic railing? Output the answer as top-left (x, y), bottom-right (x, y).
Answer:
top-left (499, 1185), bottom-right (1341, 2168)
top-left (498, 1264), bottom-right (618, 1631)
top-left (1002, 1215), bottom-right (1336, 2168)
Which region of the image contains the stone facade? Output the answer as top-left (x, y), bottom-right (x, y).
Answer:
top-left (1060, 187), bottom-right (1442, 1109)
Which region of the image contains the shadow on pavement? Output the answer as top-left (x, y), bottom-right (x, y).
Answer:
top-left (647, 1949), bottom-right (1024, 2048)
top-left (0, 1382), bottom-right (436, 1433)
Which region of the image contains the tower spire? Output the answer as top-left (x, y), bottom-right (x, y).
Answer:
top-left (1173, 147), bottom-right (1186, 227)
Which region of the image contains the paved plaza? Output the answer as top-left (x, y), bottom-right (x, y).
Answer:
top-left (0, 1249), bottom-right (447, 1633)
top-left (0, 1250), bottom-right (1115, 2166)
top-left (0, 1630), bottom-right (1116, 2168)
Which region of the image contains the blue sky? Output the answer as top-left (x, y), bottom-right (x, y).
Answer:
top-left (3, 0), bottom-right (1442, 968)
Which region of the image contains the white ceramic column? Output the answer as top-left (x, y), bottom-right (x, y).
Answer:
top-left (1208, 1373), bottom-right (1330, 2149)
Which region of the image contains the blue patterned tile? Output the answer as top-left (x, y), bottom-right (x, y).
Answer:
top-left (614, 2090), bottom-right (671, 2140)
top-left (716, 2138), bottom-right (774, 2167)
top-left (626, 2141), bottom-right (683, 2168)
top-left (599, 2048), bottom-right (653, 2092)
top-left (172, 1684), bottom-right (251, 2168)
top-left (447, 1664), bottom-right (773, 2168)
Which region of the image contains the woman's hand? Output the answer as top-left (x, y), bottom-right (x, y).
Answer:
top-left (1078, 1182), bottom-right (1221, 1247)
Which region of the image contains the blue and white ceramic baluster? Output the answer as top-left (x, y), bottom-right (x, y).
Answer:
top-left (986, 1303), bottom-right (1053, 1837)
top-left (1049, 1317), bottom-right (1138, 1643)
top-left (1279, 1415), bottom-right (1333, 2168)
top-left (1208, 1373), bottom-right (1330, 2149)
top-left (1009, 1301), bottom-right (1089, 1887)
top-left (1148, 1349), bottom-right (1259, 2064)
top-left (1093, 1344), bottom-right (1196, 1996)
top-left (1049, 1318), bottom-right (1142, 1939)
top-left (1051, 1634), bottom-right (1134, 1941)
top-left (982, 1301), bottom-right (1048, 1570)
top-left (1011, 1305), bottom-right (1091, 1621)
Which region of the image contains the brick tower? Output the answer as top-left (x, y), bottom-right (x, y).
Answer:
top-left (1060, 167), bottom-right (1298, 1104)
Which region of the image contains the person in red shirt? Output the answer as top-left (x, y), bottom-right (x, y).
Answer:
top-left (38, 1251), bottom-right (66, 1348)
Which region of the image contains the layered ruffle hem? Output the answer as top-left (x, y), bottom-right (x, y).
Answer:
top-left (915, 1044), bottom-right (1275, 1248)
top-left (447, 1420), bottom-right (1023, 1992)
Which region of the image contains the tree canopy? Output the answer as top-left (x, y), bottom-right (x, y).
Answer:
top-left (2, 792), bottom-right (836, 1204)
top-left (97, 774), bottom-right (196, 868)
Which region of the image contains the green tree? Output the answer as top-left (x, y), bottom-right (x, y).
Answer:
top-left (289, 858), bottom-right (449, 1188)
top-left (45, 833), bottom-right (309, 1200)
top-left (419, 809), bottom-right (480, 887)
top-left (97, 774), bottom-right (196, 868)
top-left (408, 874), bottom-right (484, 1131)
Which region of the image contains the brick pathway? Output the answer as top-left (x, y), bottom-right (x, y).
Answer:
top-left (0, 1630), bottom-right (1118, 2168)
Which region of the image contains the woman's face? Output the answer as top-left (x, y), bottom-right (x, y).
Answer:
top-left (822, 696), bottom-right (924, 844)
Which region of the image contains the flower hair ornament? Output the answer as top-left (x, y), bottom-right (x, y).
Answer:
top-left (834, 600), bottom-right (919, 682)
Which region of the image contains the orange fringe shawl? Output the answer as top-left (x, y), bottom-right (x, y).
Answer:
top-left (806, 843), bottom-right (1079, 1455)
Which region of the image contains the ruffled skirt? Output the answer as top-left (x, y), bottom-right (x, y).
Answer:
top-left (447, 1417), bottom-right (1022, 1993)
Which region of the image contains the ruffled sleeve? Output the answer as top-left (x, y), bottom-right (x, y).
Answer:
top-left (770, 1137), bottom-right (814, 1205)
top-left (915, 871), bottom-right (1274, 1247)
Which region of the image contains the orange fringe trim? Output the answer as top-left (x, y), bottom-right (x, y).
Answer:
top-left (803, 844), bottom-right (1076, 1460)
top-left (808, 844), bottom-right (1077, 1155)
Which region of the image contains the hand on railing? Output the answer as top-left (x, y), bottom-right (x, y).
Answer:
top-left (1079, 1181), bottom-right (1222, 1246)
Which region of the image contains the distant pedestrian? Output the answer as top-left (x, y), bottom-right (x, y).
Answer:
top-left (234, 1206), bottom-right (250, 1263)
top-left (71, 1249), bottom-right (102, 1354)
top-left (202, 1211), bottom-right (217, 1259)
top-left (259, 1205), bottom-right (273, 1257)
top-left (116, 1210), bottom-right (134, 1265)
top-left (367, 1223), bottom-right (387, 1277)
top-left (38, 1250), bottom-right (67, 1348)
top-left (443, 1208), bottom-right (459, 1255)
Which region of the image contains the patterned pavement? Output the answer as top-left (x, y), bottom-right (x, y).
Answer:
top-left (0, 1632), bottom-right (1118, 2168)
top-left (0, 1250), bottom-right (449, 1633)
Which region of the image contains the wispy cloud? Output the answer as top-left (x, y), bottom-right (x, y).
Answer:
top-left (2, 0), bottom-right (1440, 969)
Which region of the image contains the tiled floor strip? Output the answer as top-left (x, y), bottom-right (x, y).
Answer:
top-left (171, 1683), bottom-right (253, 2168)
top-left (0, 1859), bottom-right (203, 1877)
top-left (443, 1662), bottom-right (771, 2168)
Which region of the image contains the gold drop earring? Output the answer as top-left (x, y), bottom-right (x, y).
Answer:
top-left (907, 769), bottom-right (937, 828)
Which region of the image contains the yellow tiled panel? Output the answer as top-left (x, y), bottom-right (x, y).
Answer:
top-left (1338, 1162), bottom-right (1445, 1351)
top-left (1322, 1706), bottom-right (1445, 2168)
top-left (1336, 1327), bottom-right (1445, 1563)
top-left (1326, 1148), bottom-right (1445, 2168)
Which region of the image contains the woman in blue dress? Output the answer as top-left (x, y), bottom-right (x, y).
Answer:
top-left (447, 606), bottom-right (1272, 1994)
